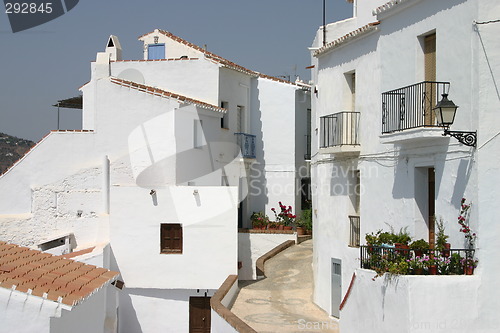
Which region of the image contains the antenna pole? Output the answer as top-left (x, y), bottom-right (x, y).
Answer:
top-left (323, 0), bottom-right (326, 46)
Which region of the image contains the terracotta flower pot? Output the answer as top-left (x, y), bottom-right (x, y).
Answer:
top-left (296, 227), bottom-right (305, 235)
top-left (414, 250), bottom-right (424, 257)
top-left (464, 266), bottom-right (474, 275)
top-left (395, 243), bottom-right (410, 256)
top-left (429, 265), bottom-right (438, 275)
top-left (284, 226), bottom-right (293, 230)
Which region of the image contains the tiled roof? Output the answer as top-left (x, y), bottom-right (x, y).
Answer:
top-left (373, 0), bottom-right (421, 16)
top-left (113, 57), bottom-right (199, 63)
top-left (313, 22), bottom-right (380, 57)
top-left (140, 29), bottom-right (257, 76)
top-left (138, 29), bottom-right (309, 88)
top-left (110, 77), bottom-right (227, 113)
top-left (0, 241), bottom-right (119, 307)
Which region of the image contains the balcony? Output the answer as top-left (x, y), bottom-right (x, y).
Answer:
top-left (360, 245), bottom-right (476, 276)
top-left (380, 81), bottom-right (451, 144)
top-left (234, 133), bottom-right (256, 159)
top-left (319, 111), bottom-right (360, 155)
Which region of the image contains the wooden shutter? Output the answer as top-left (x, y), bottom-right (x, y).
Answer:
top-left (424, 34), bottom-right (436, 125)
top-left (161, 224), bottom-right (182, 254)
top-left (424, 34), bottom-right (436, 82)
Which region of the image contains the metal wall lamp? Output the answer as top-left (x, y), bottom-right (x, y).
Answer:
top-left (433, 93), bottom-right (477, 147)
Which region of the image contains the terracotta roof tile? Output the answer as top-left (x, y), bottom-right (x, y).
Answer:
top-left (0, 242), bottom-right (119, 307)
top-left (138, 29), bottom-right (308, 88)
top-left (314, 22), bottom-right (380, 57)
top-left (110, 77), bottom-right (227, 113)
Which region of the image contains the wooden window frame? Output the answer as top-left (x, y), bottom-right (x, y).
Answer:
top-left (160, 223), bottom-right (183, 254)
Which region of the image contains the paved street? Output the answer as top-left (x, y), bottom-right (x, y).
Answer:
top-left (231, 240), bottom-right (339, 333)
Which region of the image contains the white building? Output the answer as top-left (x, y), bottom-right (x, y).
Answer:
top-left (0, 29), bottom-right (310, 331)
top-left (310, 0), bottom-right (500, 331)
top-left (0, 241), bottom-right (119, 333)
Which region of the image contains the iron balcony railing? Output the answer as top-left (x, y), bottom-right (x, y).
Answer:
top-left (320, 111), bottom-right (360, 148)
top-left (360, 245), bottom-right (476, 275)
top-left (234, 133), bottom-right (256, 158)
top-left (382, 81), bottom-right (450, 134)
top-left (304, 135), bottom-right (311, 160)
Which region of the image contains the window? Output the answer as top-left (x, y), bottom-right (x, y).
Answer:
top-left (220, 101), bottom-right (229, 129)
top-left (349, 170), bottom-right (360, 247)
top-left (161, 224), bottom-right (183, 254)
top-left (349, 216), bottom-right (360, 247)
top-left (148, 44), bottom-right (165, 60)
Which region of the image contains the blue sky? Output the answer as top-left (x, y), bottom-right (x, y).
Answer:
top-left (0, 0), bottom-right (352, 141)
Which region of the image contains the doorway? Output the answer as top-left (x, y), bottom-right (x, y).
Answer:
top-left (189, 297), bottom-right (211, 333)
top-left (424, 33), bottom-right (436, 125)
top-left (331, 258), bottom-right (342, 318)
top-left (414, 167), bottom-right (436, 246)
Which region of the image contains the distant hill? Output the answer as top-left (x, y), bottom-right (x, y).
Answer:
top-left (0, 133), bottom-right (35, 174)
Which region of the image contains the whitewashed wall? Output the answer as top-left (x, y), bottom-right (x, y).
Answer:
top-left (0, 284), bottom-right (114, 333)
top-left (475, 0), bottom-right (500, 329)
top-left (311, 0), bottom-right (494, 326)
top-left (341, 269), bottom-right (481, 333)
top-left (250, 78), bottom-right (306, 217)
top-left (238, 232), bottom-right (297, 280)
top-left (110, 186), bottom-right (238, 289)
top-left (51, 288), bottom-right (114, 333)
top-left (119, 288), bottom-right (215, 333)
top-left (111, 60), bottom-right (220, 106)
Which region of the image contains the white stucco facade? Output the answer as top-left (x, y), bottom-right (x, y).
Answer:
top-left (311, 0), bottom-right (500, 332)
top-left (0, 27), bottom-right (311, 331)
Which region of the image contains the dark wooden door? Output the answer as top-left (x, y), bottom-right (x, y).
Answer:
top-left (189, 297), bottom-right (211, 333)
top-left (428, 168), bottom-right (436, 248)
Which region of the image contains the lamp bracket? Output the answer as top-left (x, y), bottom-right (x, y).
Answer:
top-left (443, 129), bottom-right (477, 147)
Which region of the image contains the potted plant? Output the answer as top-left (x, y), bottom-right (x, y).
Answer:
top-left (378, 232), bottom-right (396, 246)
top-left (410, 239), bottom-right (429, 257)
top-left (301, 209), bottom-right (312, 234)
top-left (294, 208), bottom-right (311, 236)
top-left (462, 257), bottom-right (478, 275)
top-left (426, 255), bottom-right (438, 275)
top-left (250, 211), bottom-right (269, 230)
top-left (435, 217), bottom-right (450, 256)
top-left (271, 202), bottom-right (297, 231)
top-left (449, 253), bottom-right (464, 275)
top-left (406, 257), bottom-right (425, 275)
top-left (394, 227), bottom-right (411, 246)
top-left (365, 230), bottom-right (382, 254)
top-left (393, 227), bottom-right (411, 257)
top-left (436, 256), bottom-right (451, 275)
